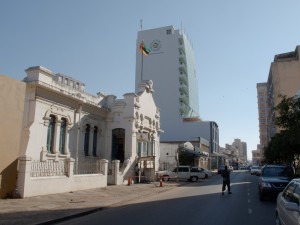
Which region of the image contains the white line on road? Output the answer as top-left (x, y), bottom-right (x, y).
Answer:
top-left (248, 208), bottom-right (252, 214)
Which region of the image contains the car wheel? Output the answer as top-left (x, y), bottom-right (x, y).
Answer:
top-left (190, 176), bottom-right (198, 182)
top-left (162, 176), bottom-right (169, 181)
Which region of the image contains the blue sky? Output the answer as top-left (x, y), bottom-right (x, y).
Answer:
top-left (1, 1), bottom-right (300, 159)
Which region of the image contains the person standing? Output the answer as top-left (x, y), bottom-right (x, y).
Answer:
top-left (221, 165), bottom-right (232, 195)
top-left (135, 163), bottom-right (140, 183)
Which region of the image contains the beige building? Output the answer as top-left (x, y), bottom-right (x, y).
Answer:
top-left (226, 139), bottom-right (247, 164)
top-left (0, 75), bottom-right (26, 198)
top-left (267, 46), bottom-right (300, 139)
top-left (257, 83), bottom-right (268, 148)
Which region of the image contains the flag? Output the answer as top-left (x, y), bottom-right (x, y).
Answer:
top-left (139, 41), bottom-right (150, 56)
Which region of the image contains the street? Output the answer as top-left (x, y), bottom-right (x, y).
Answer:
top-left (57, 171), bottom-right (276, 225)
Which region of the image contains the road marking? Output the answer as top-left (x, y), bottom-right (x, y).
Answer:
top-left (248, 208), bottom-right (252, 214)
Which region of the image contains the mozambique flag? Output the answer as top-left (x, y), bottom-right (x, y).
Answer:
top-left (139, 41), bottom-right (150, 56)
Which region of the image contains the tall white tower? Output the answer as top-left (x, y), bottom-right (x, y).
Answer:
top-left (136, 25), bottom-right (199, 120)
top-left (135, 25), bottom-right (218, 152)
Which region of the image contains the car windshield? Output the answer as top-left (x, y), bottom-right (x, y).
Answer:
top-left (262, 167), bottom-right (293, 177)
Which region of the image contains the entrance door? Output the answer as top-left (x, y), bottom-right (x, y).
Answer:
top-left (111, 128), bottom-right (125, 163)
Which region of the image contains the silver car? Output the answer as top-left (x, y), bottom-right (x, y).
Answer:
top-left (276, 178), bottom-right (300, 225)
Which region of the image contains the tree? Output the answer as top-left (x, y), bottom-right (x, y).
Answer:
top-left (274, 95), bottom-right (300, 147)
top-left (264, 95), bottom-right (300, 166)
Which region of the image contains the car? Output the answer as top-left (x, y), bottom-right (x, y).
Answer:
top-left (156, 165), bottom-right (206, 182)
top-left (238, 165), bottom-right (247, 170)
top-left (250, 165), bottom-right (261, 176)
top-left (276, 178), bottom-right (300, 225)
top-left (197, 167), bottom-right (212, 178)
top-left (258, 164), bottom-right (294, 201)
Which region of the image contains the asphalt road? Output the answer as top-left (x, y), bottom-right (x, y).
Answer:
top-left (58, 171), bottom-right (276, 225)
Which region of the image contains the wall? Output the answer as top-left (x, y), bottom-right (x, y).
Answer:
top-left (0, 75), bottom-right (26, 198)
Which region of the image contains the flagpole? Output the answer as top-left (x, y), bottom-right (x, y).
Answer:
top-left (141, 49), bottom-right (144, 82)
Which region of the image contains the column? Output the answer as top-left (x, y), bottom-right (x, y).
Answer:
top-left (17, 156), bottom-right (32, 198)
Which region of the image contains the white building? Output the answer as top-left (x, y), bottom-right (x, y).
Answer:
top-left (4, 66), bottom-right (161, 197)
top-left (135, 25), bottom-right (219, 154)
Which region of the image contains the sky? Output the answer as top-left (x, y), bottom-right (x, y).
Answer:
top-left (1, 1), bottom-right (300, 159)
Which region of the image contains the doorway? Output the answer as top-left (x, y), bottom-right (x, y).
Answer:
top-left (111, 128), bottom-right (125, 163)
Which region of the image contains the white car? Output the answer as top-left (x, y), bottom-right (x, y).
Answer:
top-left (198, 167), bottom-right (213, 178)
top-left (157, 166), bottom-right (206, 182)
top-left (276, 178), bottom-right (300, 225)
top-left (250, 166), bottom-right (261, 176)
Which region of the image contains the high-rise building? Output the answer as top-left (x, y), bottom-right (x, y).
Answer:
top-left (135, 25), bottom-right (219, 153)
top-left (266, 46), bottom-right (300, 140)
top-left (256, 82), bottom-right (268, 148)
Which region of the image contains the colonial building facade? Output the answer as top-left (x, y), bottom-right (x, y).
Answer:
top-left (1, 66), bottom-right (161, 198)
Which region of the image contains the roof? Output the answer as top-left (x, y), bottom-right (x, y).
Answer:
top-left (179, 146), bottom-right (208, 157)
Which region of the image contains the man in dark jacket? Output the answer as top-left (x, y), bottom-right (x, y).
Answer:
top-left (221, 165), bottom-right (232, 195)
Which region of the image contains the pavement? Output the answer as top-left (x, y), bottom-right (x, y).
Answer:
top-left (0, 181), bottom-right (184, 225)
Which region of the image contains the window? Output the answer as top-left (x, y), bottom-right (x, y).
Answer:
top-left (178, 167), bottom-right (189, 172)
top-left (137, 141), bottom-right (148, 157)
top-left (292, 185), bottom-right (300, 205)
top-left (147, 140), bottom-right (155, 156)
top-left (46, 115), bottom-right (56, 153)
top-left (166, 29), bottom-right (172, 35)
top-left (59, 118), bottom-right (67, 154)
top-left (283, 182), bottom-right (296, 202)
top-left (93, 126), bottom-right (98, 157)
top-left (84, 124), bottom-right (90, 156)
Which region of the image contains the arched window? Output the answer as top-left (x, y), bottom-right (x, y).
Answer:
top-left (46, 115), bottom-right (56, 153)
top-left (59, 118), bottom-right (67, 154)
top-left (84, 124), bottom-right (90, 156)
top-left (93, 126), bottom-right (98, 157)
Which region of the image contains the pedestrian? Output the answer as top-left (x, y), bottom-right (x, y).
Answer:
top-left (221, 165), bottom-right (232, 195)
top-left (135, 163), bottom-right (140, 183)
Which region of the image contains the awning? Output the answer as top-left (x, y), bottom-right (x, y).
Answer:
top-left (179, 146), bottom-right (209, 158)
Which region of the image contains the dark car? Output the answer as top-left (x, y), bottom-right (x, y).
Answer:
top-left (258, 164), bottom-right (294, 201)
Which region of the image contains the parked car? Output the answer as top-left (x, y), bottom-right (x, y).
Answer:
top-left (276, 178), bottom-right (300, 225)
top-left (258, 164), bottom-right (294, 201)
top-left (157, 165), bottom-right (206, 182)
top-left (250, 166), bottom-right (261, 176)
top-left (196, 167), bottom-right (212, 178)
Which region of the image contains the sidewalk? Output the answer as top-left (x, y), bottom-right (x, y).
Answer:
top-left (0, 181), bottom-right (182, 225)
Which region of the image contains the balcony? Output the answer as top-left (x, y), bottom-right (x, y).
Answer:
top-left (179, 76), bottom-right (188, 86)
top-left (179, 66), bottom-right (187, 75)
top-left (179, 95), bottom-right (189, 105)
top-left (178, 47), bottom-right (185, 56)
top-left (179, 57), bottom-right (186, 65)
top-left (179, 86), bottom-right (189, 96)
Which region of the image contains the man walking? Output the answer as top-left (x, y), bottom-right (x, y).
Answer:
top-left (221, 165), bottom-right (232, 195)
